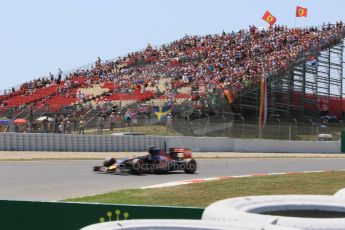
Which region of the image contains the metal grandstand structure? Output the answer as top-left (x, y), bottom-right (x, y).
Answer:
top-left (230, 39), bottom-right (345, 123)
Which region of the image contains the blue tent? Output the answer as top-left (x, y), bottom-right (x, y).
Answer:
top-left (0, 119), bottom-right (10, 126)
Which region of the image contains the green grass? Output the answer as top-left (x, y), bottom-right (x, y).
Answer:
top-left (294, 134), bottom-right (318, 141)
top-left (65, 171), bottom-right (345, 207)
top-left (295, 132), bottom-right (341, 141)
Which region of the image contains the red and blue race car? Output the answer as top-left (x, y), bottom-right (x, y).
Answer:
top-left (93, 147), bottom-right (197, 175)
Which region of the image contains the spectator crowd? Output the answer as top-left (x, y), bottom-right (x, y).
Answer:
top-left (0, 22), bottom-right (344, 133)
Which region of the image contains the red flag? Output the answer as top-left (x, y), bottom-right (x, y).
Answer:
top-left (224, 89), bottom-right (237, 104)
top-left (296, 6), bottom-right (308, 17)
top-left (262, 10), bottom-right (276, 26)
top-left (259, 72), bottom-right (267, 129)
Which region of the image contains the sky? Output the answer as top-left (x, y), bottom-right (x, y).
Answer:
top-left (1, 0), bottom-right (345, 91)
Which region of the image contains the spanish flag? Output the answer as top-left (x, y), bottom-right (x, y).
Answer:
top-left (262, 10), bottom-right (276, 26)
top-left (259, 72), bottom-right (267, 129)
top-left (296, 6), bottom-right (308, 17)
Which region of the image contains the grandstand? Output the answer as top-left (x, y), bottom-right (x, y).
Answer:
top-left (0, 22), bottom-right (344, 135)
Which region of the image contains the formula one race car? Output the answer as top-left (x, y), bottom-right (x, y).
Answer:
top-left (93, 147), bottom-right (197, 175)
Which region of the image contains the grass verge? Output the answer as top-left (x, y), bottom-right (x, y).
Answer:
top-left (65, 171), bottom-right (345, 207)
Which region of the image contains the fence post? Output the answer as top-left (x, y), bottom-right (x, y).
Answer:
top-left (309, 118), bottom-right (314, 138)
top-left (203, 114), bottom-right (209, 137)
top-left (293, 119), bottom-right (298, 140)
top-left (341, 131), bottom-right (345, 153)
top-left (240, 116), bottom-right (244, 138)
top-left (340, 120), bottom-right (344, 132)
top-left (289, 125), bottom-right (292, 141)
top-left (277, 118), bottom-right (281, 139)
top-left (228, 124), bottom-right (232, 138)
top-left (10, 119), bottom-right (14, 132)
top-left (130, 120), bottom-right (133, 134)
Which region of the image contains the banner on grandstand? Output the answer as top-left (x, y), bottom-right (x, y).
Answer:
top-left (259, 72), bottom-right (267, 129)
top-left (153, 104), bottom-right (171, 121)
top-left (224, 89), bottom-right (237, 105)
top-left (262, 10), bottom-right (276, 26)
top-left (296, 6), bottom-right (308, 17)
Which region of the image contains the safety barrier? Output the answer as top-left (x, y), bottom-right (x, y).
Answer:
top-left (166, 136), bottom-right (341, 153)
top-left (0, 200), bottom-right (203, 230)
top-left (0, 133), bottom-right (341, 153)
top-left (0, 133), bottom-right (165, 152)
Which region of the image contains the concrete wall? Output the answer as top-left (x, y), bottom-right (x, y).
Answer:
top-left (0, 133), bottom-right (341, 153)
top-left (0, 133), bottom-right (165, 152)
top-left (232, 138), bottom-right (340, 153)
top-left (165, 136), bottom-right (341, 153)
top-left (166, 136), bottom-right (232, 152)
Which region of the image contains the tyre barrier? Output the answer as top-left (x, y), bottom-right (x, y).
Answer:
top-left (202, 195), bottom-right (345, 230)
top-left (80, 189), bottom-right (345, 229)
top-left (334, 188), bottom-right (345, 198)
top-left (81, 219), bottom-right (301, 230)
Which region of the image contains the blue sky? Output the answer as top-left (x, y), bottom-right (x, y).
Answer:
top-left (1, 0), bottom-right (345, 90)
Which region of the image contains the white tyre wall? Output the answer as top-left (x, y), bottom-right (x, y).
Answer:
top-left (202, 195), bottom-right (345, 230)
top-left (80, 219), bottom-right (301, 230)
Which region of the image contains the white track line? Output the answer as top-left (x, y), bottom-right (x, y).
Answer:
top-left (141, 169), bottom-right (345, 189)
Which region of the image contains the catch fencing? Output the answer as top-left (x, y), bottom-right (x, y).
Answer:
top-left (0, 132), bottom-right (341, 153)
top-left (83, 118), bottom-right (344, 141)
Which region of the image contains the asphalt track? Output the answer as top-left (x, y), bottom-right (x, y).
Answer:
top-left (1, 158), bottom-right (345, 201)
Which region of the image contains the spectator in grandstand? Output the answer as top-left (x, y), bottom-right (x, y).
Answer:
top-left (96, 57), bottom-right (101, 66)
top-left (109, 112), bottom-right (116, 131)
top-left (61, 116), bottom-right (68, 134)
top-left (71, 115), bottom-right (78, 132)
top-left (57, 68), bottom-right (63, 79)
top-left (65, 120), bottom-right (72, 134)
top-left (79, 118), bottom-right (85, 135)
top-left (131, 110), bottom-right (138, 126)
top-left (49, 72), bottom-right (54, 81)
top-left (42, 117), bottom-right (49, 133)
top-left (124, 109), bottom-right (132, 127)
top-left (53, 115), bottom-right (59, 133)
top-left (58, 122), bottom-right (64, 134)
top-left (166, 112), bottom-right (172, 128)
top-left (97, 114), bottom-right (105, 134)
top-left (115, 112), bottom-right (123, 128)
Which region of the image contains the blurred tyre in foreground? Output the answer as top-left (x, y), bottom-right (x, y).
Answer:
top-left (80, 219), bottom-right (301, 230)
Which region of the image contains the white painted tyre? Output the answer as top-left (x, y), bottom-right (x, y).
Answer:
top-left (202, 195), bottom-right (345, 230)
top-left (80, 219), bottom-right (300, 230)
top-left (334, 188), bottom-right (345, 198)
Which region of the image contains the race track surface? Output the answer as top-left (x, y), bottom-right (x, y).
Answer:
top-left (0, 158), bottom-right (344, 201)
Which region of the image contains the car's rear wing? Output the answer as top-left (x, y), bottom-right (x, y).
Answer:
top-left (169, 148), bottom-right (192, 159)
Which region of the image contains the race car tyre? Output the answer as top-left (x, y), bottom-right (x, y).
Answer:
top-left (103, 158), bottom-right (116, 167)
top-left (130, 159), bottom-right (143, 175)
top-left (154, 161), bottom-right (169, 174)
top-left (184, 158), bottom-right (197, 174)
top-left (93, 166), bottom-right (101, 171)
